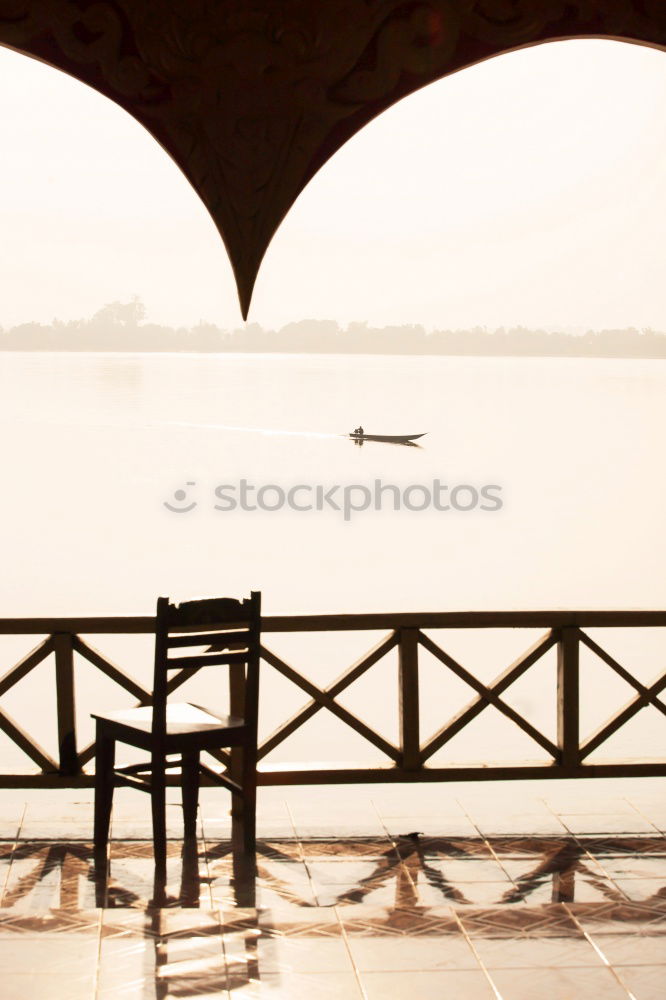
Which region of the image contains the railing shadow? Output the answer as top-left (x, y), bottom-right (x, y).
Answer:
top-left (1, 834), bottom-right (665, 996)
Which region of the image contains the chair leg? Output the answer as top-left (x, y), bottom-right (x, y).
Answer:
top-left (151, 751), bottom-right (167, 881)
top-left (231, 744), bottom-right (257, 856)
top-left (232, 847), bottom-right (256, 908)
top-left (242, 756), bottom-right (257, 856)
top-left (181, 750), bottom-right (200, 840)
top-left (93, 723), bottom-right (115, 859)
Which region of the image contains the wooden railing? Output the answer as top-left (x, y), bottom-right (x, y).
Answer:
top-left (0, 611), bottom-right (665, 787)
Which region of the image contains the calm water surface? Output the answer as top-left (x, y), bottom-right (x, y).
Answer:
top-left (1, 352), bottom-right (664, 769)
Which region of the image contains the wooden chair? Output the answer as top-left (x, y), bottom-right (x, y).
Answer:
top-left (92, 592), bottom-right (261, 877)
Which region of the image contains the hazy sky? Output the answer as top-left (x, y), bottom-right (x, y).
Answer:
top-left (0, 38), bottom-right (664, 332)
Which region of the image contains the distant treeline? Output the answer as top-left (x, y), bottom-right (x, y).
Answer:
top-left (2, 300), bottom-right (666, 358)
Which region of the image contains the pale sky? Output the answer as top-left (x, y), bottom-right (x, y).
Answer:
top-left (0, 38), bottom-right (664, 332)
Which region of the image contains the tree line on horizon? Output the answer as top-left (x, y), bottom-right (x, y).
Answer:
top-left (2, 299), bottom-right (666, 358)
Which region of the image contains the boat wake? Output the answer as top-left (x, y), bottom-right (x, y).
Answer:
top-left (167, 420), bottom-right (339, 439)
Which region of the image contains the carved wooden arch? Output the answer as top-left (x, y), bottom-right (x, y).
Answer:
top-left (1, 2), bottom-right (665, 318)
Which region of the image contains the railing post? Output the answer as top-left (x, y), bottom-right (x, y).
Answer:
top-left (54, 632), bottom-right (79, 775)
top-left (557, 626), bottom-right (579, 770)
top-left (399, 628), bottom-right (420, 771)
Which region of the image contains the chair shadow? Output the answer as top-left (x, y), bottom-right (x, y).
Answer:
top-left (93, 833), bottom-right (256, 911)
top-left (149, 835), bottom-right (257, 908)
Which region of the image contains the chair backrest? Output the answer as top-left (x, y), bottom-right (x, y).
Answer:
top-left (151, 592), bottom-right (261, 742)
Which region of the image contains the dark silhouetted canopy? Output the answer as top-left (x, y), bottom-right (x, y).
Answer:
top-left (1, 1), bottom-right (664, 317)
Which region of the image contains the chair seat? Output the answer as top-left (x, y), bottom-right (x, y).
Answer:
top-left (92, 702), bottom-right (245, 736)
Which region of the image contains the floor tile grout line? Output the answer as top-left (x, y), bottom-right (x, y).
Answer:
top-left (369, 796), bottom-right (383, 827)
top-left (217, 902), bottom-right (236, 1000)
top-left (283, 797), bottom-right (305, 858)
top-left (544, 793), bottom-right (661, 839)
top-left (624, 795), bottom-right (664, 836)
top-left (455, 797), bottom-right (520, 893)
top-left (455, 798), bottom-right (485, 841)
top-left (371, 797), bottom-right (405, 864)
top-left (373, 808), bottom-right (420, 902)
top-left (285, 797), bottom-right (322, 906)
top-left (334, 904), bottom-right (368, 1000)
top-left (478, 839), bottom-right (515, 887)
top-left (552, 800), bottom-right (657, 902)
top-left (540, 796), bottom-right (582, 838)
top-left (15, 801), bottom-right (26, 841)
top-left (562, 824), bottom-right (636, 898)
top-left (540, 796), bottom-right (634, 900)
top-left (548, 809), bottom-right (588, 844)
top-left (563, 901), bottom-right (638, 1000)
top-left (540, 795), bottom-right (565, 826)
top-left (579, 850), bottom-right (635, 905)
top-left (326, 809), bottom-right (420, 911)
top-left (380, 796), bottom-right (434, 899)
top-left (0, 802), bottom-right (24, 906)
top-left (451, 907), bottom-right (505, 1000)
top-left (92, 905), bottom-right (103, 1000)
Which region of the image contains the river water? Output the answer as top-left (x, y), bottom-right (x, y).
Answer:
top-left (0, 351), bottom-right (664, 770)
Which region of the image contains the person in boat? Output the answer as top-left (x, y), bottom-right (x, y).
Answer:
top-left (357, 425), bottom-right (364, 437)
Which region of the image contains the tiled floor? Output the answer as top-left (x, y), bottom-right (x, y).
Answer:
top-left (0, 780), bottom-right (664, 998)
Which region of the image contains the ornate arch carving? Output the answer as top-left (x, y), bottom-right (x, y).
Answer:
top-left (1, 1), bottom-right (664, 316)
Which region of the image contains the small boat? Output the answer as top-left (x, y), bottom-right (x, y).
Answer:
top-left (348, 432), bottom-right (426, 445)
